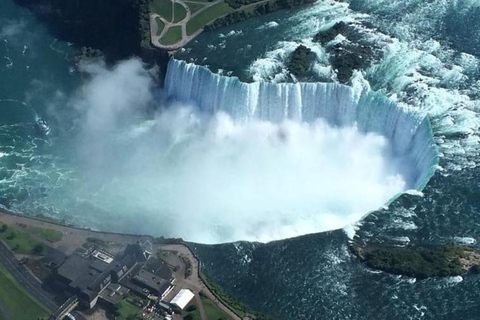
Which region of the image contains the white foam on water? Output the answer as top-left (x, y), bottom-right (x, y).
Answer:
top-left (87, 108), bottom-right (409, 243)
top-left (256, 21), bottom-right (279, 30)
top-left (453, 237), bottom-right (476, 245)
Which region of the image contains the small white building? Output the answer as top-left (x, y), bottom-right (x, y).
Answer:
top-left (170, 289), bottom-right (195, 310)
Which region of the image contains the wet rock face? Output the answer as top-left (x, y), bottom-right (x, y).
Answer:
top-left (314, 21), bottom-right (382, 83)
top-left (287, 45), bottom-right (315, 78)
top-left (330, 43), bottom-right (375, 83)
top-left (313, 21), bottom-right (351, 45)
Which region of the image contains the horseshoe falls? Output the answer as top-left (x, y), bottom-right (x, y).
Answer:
top-left (165, 59), bottom-right (438, 190)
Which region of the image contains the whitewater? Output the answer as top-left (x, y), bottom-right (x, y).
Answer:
top-left (176, 0), bottom-right (480, 319)
top-left (0, 56), bottom-right (438, 244)
top-left (165, 59), bottom-right (438, 190)
top-left (2, 0), bottom-right (480, 318)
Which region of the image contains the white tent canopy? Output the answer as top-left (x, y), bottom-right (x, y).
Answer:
top-left (170, 289), bottom-right (195, 310)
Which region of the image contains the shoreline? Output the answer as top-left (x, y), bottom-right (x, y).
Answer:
top-left (350, 241), bottom-right (480, 279)
top-left (0, 208), bottom-right (252, 320)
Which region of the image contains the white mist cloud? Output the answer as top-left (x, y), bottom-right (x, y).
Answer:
top-left (70, 58), bottom-right (409, 243)
top-left (75, 58), bottom-right (153, 135)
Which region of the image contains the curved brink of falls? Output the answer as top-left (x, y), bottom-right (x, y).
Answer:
top-left (165, 59), bottom-right (439, 191)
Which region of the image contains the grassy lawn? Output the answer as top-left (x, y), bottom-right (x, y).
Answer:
top-left (200, 272), bottom-right (247, 318)
top-left (116, 299), bottom-right (143, 320)
top-left (160, 26), bottom-right (183, 45)
top-left (184, 301), bottom-right (202, 320)
top-left (0, 263), bottom-right (49, 319)
top-left (186, 2), bottom-right (233, 35)
top-left (0, 224), bottom-right (45, 255)
top-left (26, 226), bottom-right (62, 243)
top-left (155, 16), bottom-right (165, 36)
top-left (185, 297), bottom-right (232, 320)
top-left (173, 3), bottom-right (188, 23)
top-left (150, 0), bottom-right (173, 22)
top-left (202, 296), bottom-right (231, 320)
top-left (184, 1), bottom-right (205, 14)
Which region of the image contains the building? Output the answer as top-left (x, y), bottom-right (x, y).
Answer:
top-left (120, 257), bottom-right (174, 300)
top-left (56, 244), bottom-right (147, 308)
top-left (98, 283), bottom-right (130, 305)
top-left (170, 289), bottom-right (194, 310)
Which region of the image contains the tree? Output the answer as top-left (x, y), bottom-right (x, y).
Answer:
top-left (32, 244), bottom-right (44, 255)
top-left (0, 224), bottom-right (7, 232)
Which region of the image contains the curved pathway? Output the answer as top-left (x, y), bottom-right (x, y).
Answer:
top-left (160, 244), bottom-right (247, 320)
top-left (150, 0), bottom-right (273, 50)
top-left (0, 210), bottom-right (248, 320)
top-left (150, 0), bottom-right (225, 50)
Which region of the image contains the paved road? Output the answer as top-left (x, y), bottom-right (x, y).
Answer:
top-left (0, 241), bottom-right (58, 312)
top-left (160, 244), bottom-right (245, 320)
top-left (150, 0), bottom-right (222, 49)
top-left (150, 0), bottom-right (272, 50)
top-left (0, 241), bottom-right (87, 320)
top-left (0, 210), bottom-right (243, 320)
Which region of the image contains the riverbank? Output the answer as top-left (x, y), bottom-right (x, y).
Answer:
top-left (0, 208), bottom-right (271, 319)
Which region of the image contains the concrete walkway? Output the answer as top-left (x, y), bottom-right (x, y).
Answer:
top-left (0, 210), bottom-right (247, 319)
top-left (161, 244), bottom-right (245, 320)
top-left (150, 0), bottom-right (219, 50)
top-left (150, 0), bottom-right (273, 50)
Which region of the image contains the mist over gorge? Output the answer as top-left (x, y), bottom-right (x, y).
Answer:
top-left (4, 0), bottom-right (480, 318)
top-left (52, 58), bottom-right (437, 243)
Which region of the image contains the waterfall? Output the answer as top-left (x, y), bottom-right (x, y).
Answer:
top-left (164, 59), bottom-right (438, 189)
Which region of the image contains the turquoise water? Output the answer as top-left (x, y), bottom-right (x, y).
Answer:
top-left (2, 0), bottom-right (480, 319)
top-left (176, 1), bottom-right (480, 319)
top-left (0, 0), bottom-right (79, 218)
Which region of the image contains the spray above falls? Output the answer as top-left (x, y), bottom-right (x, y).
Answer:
top-left (0, 58), bottom-right (439, 244)
top-left (61, 58), bottom-right (438, 244)
top-left (165, 59), bottom-right (438, 190)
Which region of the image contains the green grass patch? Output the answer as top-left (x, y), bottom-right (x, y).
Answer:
top-left (160, 26), bottom-right (183, 45)
top-left (116, 299), bottom-right (143, 320)
top-left (185, 1), bottom-right (206, 14)
top-left (202, 296), bottom-right (231, 320)
top-left (154, 16), bottom-right (165, 36)
top-left (0, 224), bottom-right (45, 255)
top-left (150, 0), bottom-right (173, 22)
top-left (173, 3), bottom-right (188, 23)
top-left (26, 226), bottom-right (62, 243)
top-left (200, 273), bottom-right (246, 317)
top-left (186, 2), bottom-right (233, 35)
top-left (0, 263), bottom-right (49, 319)
top-left (199, 272), bottom-right (274, 320)
top-left (185, 302), bottom-right (202, 320)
